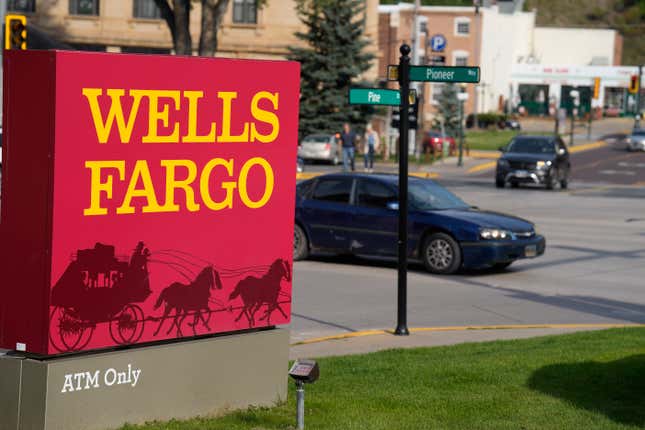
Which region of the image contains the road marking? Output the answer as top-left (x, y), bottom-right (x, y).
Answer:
top-left (410, 172), bottom-right (440, 179)
top-left (469, 151), bottom-right (501, 159)
top-left (568, 140), bottom-right (607, 153)
top-left (467, 161), bottom-right (497, 174)
top-left (290, 323), bottom-right (644, 346)
top-left (296, 172), bottom-right (439, 180)
top-left (599, 170), bottom-right (636, 176)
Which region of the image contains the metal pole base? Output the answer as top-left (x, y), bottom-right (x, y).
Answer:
top-left (394, 325), bottom-right (410, 336)
top-left (296, 380), bottom-right (305, 429)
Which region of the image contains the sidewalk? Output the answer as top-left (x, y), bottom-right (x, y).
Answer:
top-left (289, 323), bottom-right (641, 359)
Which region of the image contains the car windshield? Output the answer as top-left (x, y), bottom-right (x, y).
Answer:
top-left (632, 129), bottom-right (645, 137)
top-left (507, 138), bottom-right (555, 154)
top-left (408, 180), bottom-right (470, 211)
top-left (303, 135), bottom-right (330, 143)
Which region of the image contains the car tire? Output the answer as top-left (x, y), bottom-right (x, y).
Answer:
top-left (492, 261), bottom-right (512, 270)
top-left (560, 175), bottom-right (568, 189)
top-left (495, 178), bottom-right (505, 188)
top-left (422, 233), bottom-right (462, 275)
top-left (546, 171), bottom-right (558, 190)
top-left (294, 224), bottom-right (309, 261)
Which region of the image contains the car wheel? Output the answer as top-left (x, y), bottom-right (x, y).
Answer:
top-left (560, 174), bottom-right (568, 189)
top-left (422, 233), bottom-right (462, 275)
top-left (492, 261), bottom-right (512, 270)
top-left (294, 224), bottom-right (309, 261)
top-left (495, 178), bottom-right (505, 188)
top-left (546, 171), bottom-right (557, 190)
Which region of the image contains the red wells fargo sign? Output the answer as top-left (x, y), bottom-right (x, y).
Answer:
top-left (0, 50), bottom-right (299, 355)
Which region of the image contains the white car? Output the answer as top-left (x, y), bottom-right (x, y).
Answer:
top-left (625, 128), bottom-right (645, 151)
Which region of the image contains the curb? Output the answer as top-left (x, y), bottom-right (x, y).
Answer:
top-left (291, 323), bottom-right (644, 346)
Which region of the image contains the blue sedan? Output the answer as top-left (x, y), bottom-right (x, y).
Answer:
top-left (294, 173), bottom-right (545, 274)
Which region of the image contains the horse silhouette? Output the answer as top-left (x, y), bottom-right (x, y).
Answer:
top-left (228, 258), bottom-right (291, 327)
top-left (153, 266), bottom-right (223, 337)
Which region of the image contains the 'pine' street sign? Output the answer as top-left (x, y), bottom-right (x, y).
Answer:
top-left (348, 88), bottom-right (416, 106)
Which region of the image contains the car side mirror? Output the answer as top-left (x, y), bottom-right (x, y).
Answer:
top-left (498, 145), bottom-right (506, 152)
top-left (386, 201), bottom-right (399, 211)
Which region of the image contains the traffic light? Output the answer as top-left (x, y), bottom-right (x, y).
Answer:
top-left (391, 97), bottom-right (419, 130)
top-left (5, 14), bottom-right (27, 50)
top-left (628, 74), bottom-right (639, 94)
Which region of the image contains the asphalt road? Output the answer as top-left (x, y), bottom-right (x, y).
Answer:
top-left (290, 179), bottom-right (645, 342)
top-left (571, 143), bottom-right (645, 186)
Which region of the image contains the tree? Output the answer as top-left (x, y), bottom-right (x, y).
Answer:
top-left (288, 0), bottom-right (375, 140)
top-left (432, 83), bottom-right (460, 138)
top-left (153, 0), bottom-right (241, 56)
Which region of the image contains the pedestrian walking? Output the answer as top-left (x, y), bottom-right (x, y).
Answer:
top-left (338, 123), bottom-right (357, 172)
top-left (363, 123), bottom-right (378, 172)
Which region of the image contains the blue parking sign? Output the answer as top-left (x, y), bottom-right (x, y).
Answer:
top-left (429, 34), bottom-right (446, 52)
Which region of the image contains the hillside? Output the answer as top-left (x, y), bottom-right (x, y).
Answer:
top-left (524, 0), bottom-right (645, 65)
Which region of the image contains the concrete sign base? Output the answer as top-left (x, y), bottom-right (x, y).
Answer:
top-left (0, 328), bottom-right (289, 430)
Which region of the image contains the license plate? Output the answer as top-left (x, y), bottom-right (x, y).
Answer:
top-left (525, 245), bottom-right (537, 257)
top-left (514, 170), bottom-right (529, 178)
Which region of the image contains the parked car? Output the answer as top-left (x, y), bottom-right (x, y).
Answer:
top-left (294, 173), bottom-right (545, 274)
top-left (504, 119), bottom-right (521, 130)
top-left (297, 134), bottom-right (341, 165)
top-left (624, 128), bottom-right (645, 152)
top-left (422, 131), bottom-right (455, 155)
top-left (496, 135), bottom-right (570, 190)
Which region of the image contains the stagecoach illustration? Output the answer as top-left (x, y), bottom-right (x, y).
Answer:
top-left (49, 242), bottom-right (153, 352)
top-left (49, 242), bottom-right (292, 353)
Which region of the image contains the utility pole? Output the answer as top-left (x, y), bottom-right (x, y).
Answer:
top-left (410, 0), bottom-right (421, 157)
top-left (637, 65), bottom-right (643, 128)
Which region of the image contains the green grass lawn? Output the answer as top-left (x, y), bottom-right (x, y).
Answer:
top-left (121, 328), bottom-right (645, 430)
top-left (465, 129), bottom-right (519, 151)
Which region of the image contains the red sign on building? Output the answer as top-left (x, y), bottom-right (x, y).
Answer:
top-left (0, 50), bottom-right (300, 355)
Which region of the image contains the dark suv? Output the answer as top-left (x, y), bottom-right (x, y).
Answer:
top-left (496, 135), bottom-right (570, 190)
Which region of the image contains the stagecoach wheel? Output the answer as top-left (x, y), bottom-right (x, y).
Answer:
top-left (294, 224), bottom-right (309, 261)
top-left (110, 304), bottom-right (145, 345)
top-left (49, 307), bottom-right (94, 353)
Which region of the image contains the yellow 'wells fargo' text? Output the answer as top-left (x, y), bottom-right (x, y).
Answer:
top-left (82, 89), bottom-right (280, 144)
top-left (84, 157), bottom-right (274, 216)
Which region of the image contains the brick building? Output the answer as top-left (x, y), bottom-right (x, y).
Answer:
top-left (7, 0), bottom-right (379, 79)
top-left (378, 4), bottom-right (482, 125)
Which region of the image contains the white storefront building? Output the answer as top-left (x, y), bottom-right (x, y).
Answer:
top-left (478, 1), bottom-right (640, 116)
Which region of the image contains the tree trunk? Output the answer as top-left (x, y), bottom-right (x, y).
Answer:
top-left (199, 0), bottom-right (230, 56)
top-left (153, 0), bottom-right (177, 42)
top-left (173, 0), bottom-right (193, 55)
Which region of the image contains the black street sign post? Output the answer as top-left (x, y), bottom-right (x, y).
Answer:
top-left (395, 45), bottom-right (411, 336)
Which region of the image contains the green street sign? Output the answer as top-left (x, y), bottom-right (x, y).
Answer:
top-left (409, 65), bottom-right (480, 83)
top-left (349, 88), bottom-right (400, 106)
top-left (349, 88), bottom-right (416, 106)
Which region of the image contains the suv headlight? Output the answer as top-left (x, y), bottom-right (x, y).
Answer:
top-left (480, 228), bottom-right (512, 240)
top-left (536, 160), bottom-right (552, 169)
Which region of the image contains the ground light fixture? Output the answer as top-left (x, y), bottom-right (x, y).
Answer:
top-left (288, 359), bottom-right (320, 429)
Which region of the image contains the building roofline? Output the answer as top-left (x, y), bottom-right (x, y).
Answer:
top-left (535, 26), bottom-right (616, 34)
top-left (378, 3), bottom-right (476, 14)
